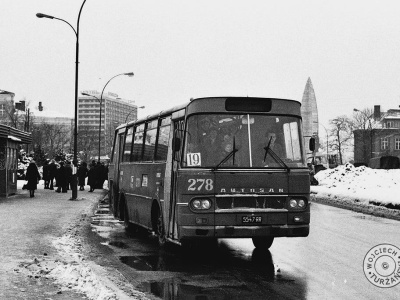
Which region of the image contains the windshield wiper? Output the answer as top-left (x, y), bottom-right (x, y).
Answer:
top-left (263, 136), bottom-right (273, 162)
top-left (213, 137), bottom-right (238, 170)
top-left (263, 137), bottom-right (290, 171)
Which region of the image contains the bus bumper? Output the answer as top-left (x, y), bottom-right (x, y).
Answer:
top-left (179, 224), bottom-right (309, 239)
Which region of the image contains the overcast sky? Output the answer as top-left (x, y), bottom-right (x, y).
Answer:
top-left (1, 0), bottom-right (400, 127)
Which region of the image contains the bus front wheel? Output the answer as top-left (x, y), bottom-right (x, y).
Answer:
top-left (252, 237), bottom-right (274, 249)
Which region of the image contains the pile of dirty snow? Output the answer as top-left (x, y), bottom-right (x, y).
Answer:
top-left (312, 163), bottom-right (400, 206)
top-left (49, 234), bottom-right (119, 300)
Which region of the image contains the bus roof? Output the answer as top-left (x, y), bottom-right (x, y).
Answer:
top-left (116, 96), bottom-right (301, 130)
top-left (187, 97), bottom-right (301, 116)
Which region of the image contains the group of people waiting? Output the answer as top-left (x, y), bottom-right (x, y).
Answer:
top-left (25, 159), bottom-right (108, 197)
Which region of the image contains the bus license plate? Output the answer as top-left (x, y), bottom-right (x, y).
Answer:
top-left (242, 216), bottom-right (262, 223)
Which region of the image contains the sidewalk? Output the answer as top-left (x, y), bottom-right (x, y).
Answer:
top-left (0, 180), bottom-right (106, 300)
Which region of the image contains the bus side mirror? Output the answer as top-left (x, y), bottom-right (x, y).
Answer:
top-left (309, 137), bottom-right (316, 152)
top-left (173, 137), bottom-right (181, 152)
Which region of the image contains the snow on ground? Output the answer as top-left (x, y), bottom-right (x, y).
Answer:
top-left (49, 233), bottom-right (119, 300)
top-left (312, 163), bottom-right (400, 206)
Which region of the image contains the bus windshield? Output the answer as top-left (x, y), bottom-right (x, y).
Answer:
top-left (183, 114), bottom-right (306, 168)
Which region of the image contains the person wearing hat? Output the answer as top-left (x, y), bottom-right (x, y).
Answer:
top-left (25, 160), bottom-right (41, 197)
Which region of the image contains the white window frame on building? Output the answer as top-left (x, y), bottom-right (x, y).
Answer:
top-left (395, 137), bottom-right (400, 150)
top-left (381, 137), bottom-right (389, 150)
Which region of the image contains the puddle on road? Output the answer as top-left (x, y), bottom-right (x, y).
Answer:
top-left (141, 280), bottom-right (250, 300)
top-left (108, 241), bottom-right (129, 248)
top-left (89, 205), bottom-right (298, 300)
top-left (90, 208), bottom-right (124, 239)
top-left (119, 247), bottom-right (276, 275)
top-left (119, 254), bottom-right (193, 272)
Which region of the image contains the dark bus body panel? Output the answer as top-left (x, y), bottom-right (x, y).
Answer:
top-left (119, 161), bottom-right (167, 230)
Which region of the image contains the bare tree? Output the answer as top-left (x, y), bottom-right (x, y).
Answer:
top-left (329, 116), bottom-right (354, 165)
top-left (77, 125), bottom-right (98, 162)
top-left (30, 121), bottom-right (71, 159)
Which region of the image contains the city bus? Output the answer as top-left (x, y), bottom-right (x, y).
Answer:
top-left (108, 97), bottom-right (314, 249)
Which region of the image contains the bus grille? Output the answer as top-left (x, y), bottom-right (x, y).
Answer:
top-left (216, 196), bottom-right (286, 209)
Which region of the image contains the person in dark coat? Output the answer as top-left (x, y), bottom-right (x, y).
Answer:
top-left (65, 161), bottom-right (73, 191)
top-left (25, 161), bottom-right (41, 198)
top-left (55, 161), bottom-right (67, 193)
top-left (96, 162), bottom-right (107, 189)
top-left (87, 160), bottom-right (97, 192)
top-left (77, 161), bottom-right (88, 191)
top-left (43, 160), bottom-right (50, 189)
top-left (48, 159), bottom-right (57, 190)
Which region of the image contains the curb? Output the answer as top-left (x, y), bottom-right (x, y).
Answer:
top-left (311, 193), bottom-right (400, 222)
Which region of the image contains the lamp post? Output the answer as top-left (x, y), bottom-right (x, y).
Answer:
top-left (97, 72), bottom-right (134, 162)
top-left (125, 106), bottom-right (145, 123)
top-left (36, 0), bottom-right (86, 200)
top-left (354, 108), bottom-right (373, 164)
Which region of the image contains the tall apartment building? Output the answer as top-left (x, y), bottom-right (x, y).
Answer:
top-left (78, 90), bottom-right (138, 159)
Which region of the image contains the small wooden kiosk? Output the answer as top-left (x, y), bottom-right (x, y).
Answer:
top-left (0, 124), bottom-right (32, 197)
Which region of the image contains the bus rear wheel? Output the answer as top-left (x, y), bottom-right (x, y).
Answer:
top-left (110, 187), bottom-right (118, 218)
top-left (252, 237), bottom-right (274, 249)
top-left (155, 208), bottom-right (166, 246)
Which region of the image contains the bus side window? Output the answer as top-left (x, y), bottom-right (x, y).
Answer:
top-left (123, 126), bottom-right (134, 162)
top-left (132, 124), bottom-right (145, 161)
top-left (143, 120), bottom-right (158, 161)
top-left (174, 120), bottom-right (184, 162)
top-left (156, 117), bottom-right (171, 161)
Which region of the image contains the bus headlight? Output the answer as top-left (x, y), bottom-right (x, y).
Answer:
top-left (289, 198), bottom-right (307, 209)
top-left (191, 198), bottom-right (212, 210)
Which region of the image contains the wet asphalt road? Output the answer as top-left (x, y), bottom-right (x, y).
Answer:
top-left (90, 202), bottom-right (400, 300)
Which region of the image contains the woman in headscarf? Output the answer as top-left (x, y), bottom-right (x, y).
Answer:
top-left (25, 160), bottom-right (41, 198)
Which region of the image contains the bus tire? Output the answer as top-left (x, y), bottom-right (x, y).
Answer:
top-left (154, 206), bottom-right (166, 246)
top-left (110, 186), bottom-right (118, 218)
top-left (123, 201), bottom-right (135, 233)
top-left (252, 237), bottom-right (274, 249)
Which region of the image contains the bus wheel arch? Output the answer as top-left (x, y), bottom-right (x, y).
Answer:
top-left (119, 193), bottom-right (126, 221)
top-left (110, 181), bottom-right (119, 218)
top-left (151, 200), bottom-right (166, 246)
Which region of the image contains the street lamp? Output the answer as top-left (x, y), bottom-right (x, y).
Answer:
top-left (36, 0), bottom-right (87, 200)
top-left (125, 106), bottom-right (145, 123)
top-left (97, 72), bottom-right (134, 162)
top-left (354, 108), bottom-right (373, 164)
